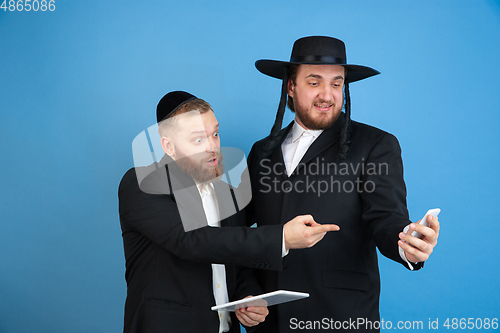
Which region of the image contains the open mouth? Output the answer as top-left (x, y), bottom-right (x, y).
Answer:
top-left (314, 103), bottom-right (333, 112)
top-left (206, 157), bottom-right (218, 167)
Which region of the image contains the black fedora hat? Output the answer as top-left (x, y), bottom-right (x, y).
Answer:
top-left (255, 36), bottom-right (379, 83)
top-left (156, 91), bottom-right (197, 124)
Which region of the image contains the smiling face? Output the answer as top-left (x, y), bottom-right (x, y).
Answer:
top-left (288, 64), bottom-right (345, 130)
top-left (161, 110), bottom-right (224, 183)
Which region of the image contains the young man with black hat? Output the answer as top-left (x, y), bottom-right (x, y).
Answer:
top-left (118, 91), bottom-right (340, 333)
top-left (236, 36), bottom-right (441, 332)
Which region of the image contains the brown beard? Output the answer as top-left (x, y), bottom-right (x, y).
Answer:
top-left (293, 97), bottom-right (341, 130)
top-left (175, 151), bottom-right (225, 183)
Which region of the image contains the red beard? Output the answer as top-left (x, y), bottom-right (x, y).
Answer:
top-left (175, 151), bottom-right (225, 183)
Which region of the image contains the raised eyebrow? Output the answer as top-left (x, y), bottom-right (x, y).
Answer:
top-left (189, 130), bottom-right (206, 135)
top-left (213, 123), bottom-right (219, 132)
top-left (189, 123), bottom-right (219, 136)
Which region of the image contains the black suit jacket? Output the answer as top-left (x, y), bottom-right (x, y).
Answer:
top-left (118, 156), bottom-right (284, 333)
top-left (236, 114), bottom-right (422, 332)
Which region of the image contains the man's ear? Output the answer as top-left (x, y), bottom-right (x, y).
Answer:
top-left (287, 79), bottom-right (295, 98)
top-left (161, 136), bottom-right (175, 159)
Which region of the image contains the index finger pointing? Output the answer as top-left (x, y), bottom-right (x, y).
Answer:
top-left (309, 224), bottom-right (340, 234)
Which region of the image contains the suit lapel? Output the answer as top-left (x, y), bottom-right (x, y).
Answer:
top-left (213, 181), bottom-right (237, 227)
top-left (163, 157), bottom-right (211, 230)
top-left (269, 121), bottom-right (294, 180)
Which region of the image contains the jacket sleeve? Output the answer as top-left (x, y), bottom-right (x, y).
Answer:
top-left (232, 143), bottom-right (271, 301)
top-left (360, 133), bottom-right (423, 270)
top-left (118, 168), bottom-right (283, 271)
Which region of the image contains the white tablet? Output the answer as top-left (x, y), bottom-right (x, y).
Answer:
top-left (211, 290), bottom-right (309, 312)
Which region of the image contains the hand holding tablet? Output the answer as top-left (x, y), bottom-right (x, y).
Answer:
top-left (211, 290), bottom-right (309, 312)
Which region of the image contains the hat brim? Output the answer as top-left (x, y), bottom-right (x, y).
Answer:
top-left (255, 59), bottom-right (380, 83)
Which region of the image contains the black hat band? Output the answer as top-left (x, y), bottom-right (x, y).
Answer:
top-left (290, 55), bottom-right (346, 64)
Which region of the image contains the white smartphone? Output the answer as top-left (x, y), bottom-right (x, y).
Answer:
top-left (411, 208), bottom-right (440, 239)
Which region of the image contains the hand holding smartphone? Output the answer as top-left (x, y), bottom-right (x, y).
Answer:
top-left (411, 208), bottom-right (440, 239)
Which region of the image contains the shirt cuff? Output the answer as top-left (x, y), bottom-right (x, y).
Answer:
top-left (399, 224), bottom-right (418, 270)
top-left (282, 228), bottom-right (289, 257)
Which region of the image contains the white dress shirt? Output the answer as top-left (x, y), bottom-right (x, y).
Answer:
top-left (197, 182), bottom-right (231, 333)
top-left (281, 120), bottom-right (415, 269)
top-left (196, 179), bottom-right (290, 333)
top-left (281, 121), bottom-right (323, 177)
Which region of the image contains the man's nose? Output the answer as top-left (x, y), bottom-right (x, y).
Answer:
top-left (318, 85), bottom-right (333, 100)
top-left (206, 136), bottom-right (218, 152)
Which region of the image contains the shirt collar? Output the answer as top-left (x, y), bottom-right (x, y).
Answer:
top-left (291, 119), bottom-right (324, 143)
top-left (195, 181), bottom-right (215, 198)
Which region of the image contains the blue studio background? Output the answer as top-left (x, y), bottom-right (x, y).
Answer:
top-left (1, 1), bottom-right (499, 332)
